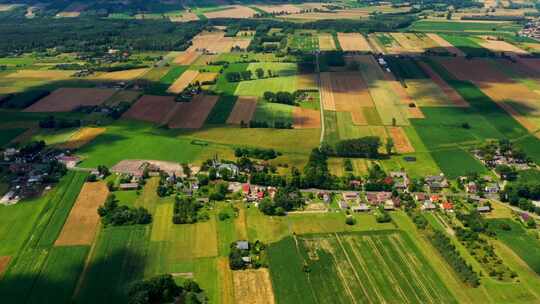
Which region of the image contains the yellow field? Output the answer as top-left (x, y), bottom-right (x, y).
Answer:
top-left (58, 127), bottom-right (106, 149)
top-left (4, 69), bottom-right (74, 79)
top-left (233, 269), bottom-right (275, 304)
top-left (93, 68), bottom-right (149, 81)
top-left (337, 33), bottom-right (371, 52)
top-left (318, 33), bottom-right (336, 51)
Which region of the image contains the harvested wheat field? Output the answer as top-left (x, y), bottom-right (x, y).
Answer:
top-left (55, 182), bottom-right (109, 246)
top-left (318, 33), bottom-right (336, 51)
top-left (0, 256), bottom-right (10, 277)
top-left (174, 51), bottom-right (201, 65)
top-left (338, 33), bottom-right (372, 52)
top-left (255, 4), bottom-right (301, 14)
top-left (5, 69), bottom-right (74, 79)
top-left (122, 95), bottom-right (177, 124)
top-left (218, 258), bottom-right (235, 304)
top-left (167, 70), bottom-right (199, 94)
top-left (479, 36), bottom-right (528, 55)
top-left (230, 37), bottom-right (252, 50)
top-left (193, 72), bottom-right (219, 84)
top-left (59, 127), bottom-right (106, 149)
top-left (233, 269), bottom-right (275, 304)
top-left (204, 5), bottom-right (256, 19)
top-left (388, 127), bottom-right (414, 153)
top-left (168, 95), bottom-right (219, 129)
top-left (418, 61), bottom-right (469, 107)
top-left (407, 106), bottom-right (425, 118)
top-left (24, 88), bottom-right (116, 112)
top-left (440, 58), bottom-right (540, 131)
top-left (320, 73), bottom-right (336, 110)
top-left (93, 68), bottom-right (149, 81)
top-left (187, 31), bottom-right (226, 52)
top-left (227, 96), bottom-right (257, 124)
top-left (426, 33), bottom-right (466, 57)
top-left (293, 107), bottom-right (321, 128)
top-left (169, 12), bottom-right (199, 22)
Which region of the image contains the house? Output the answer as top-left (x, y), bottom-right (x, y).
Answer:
top-left (421, 201), bottom-right (437, 211)
top-left (119, 183), bottom-right (139, 190)
top-left (477, 206), bottom-right (491, 213)
top-left (484, 183), bottom-right (500, 194)
top-left (414, 192), bottom-right (427, 201)
top-left (391, 197), bottom-right (401, 208)
top-left (236, 241), bottom-right (249, 250)
top-left (57, 155), bottom-right (81, 168)
top-left (342, 191), bottom-right (359, 201)
top-left (352, 204), bottom-right (370, 212)
top-left (366, 192), bottom-right (392, 205)
top-left (425, 175), bottom-right (448, 191)
top-left (338, 201), bottom-right (349, 210)
top-left (441, 201), bottom-right (454, 212)
top-left (430, 195), bottom-right (440, 203)
top-left (384, 200), bottom-right (395, 210)
top-left (242, 183), bottom-right (250, 195)
top-left (465, 182), bottom-right (478, 193)
top-left (349, 180), bottom-right (362, 188)
top-left (228, 182), bottom-right (242, 193)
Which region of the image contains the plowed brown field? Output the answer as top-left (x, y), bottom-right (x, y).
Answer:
top-left (227, 96), bottom-right (257, 124)
top-left (168, 95), bottom-right (219, 129)
top-left (24, 88), bottom-right (116, 112)
top-left (173, 51), bottom-right (201, 65)
top-left (122, 95), bottom-right (177, 124)
top-left (293, 107), bottom-right (321, 128)
top-left (418, 61), bottom-right (469, 107)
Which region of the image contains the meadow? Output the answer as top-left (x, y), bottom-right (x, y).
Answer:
top-left (409, 20), bottom-right (522, 33)
top-left (269, 230), bottom-right (457, 304)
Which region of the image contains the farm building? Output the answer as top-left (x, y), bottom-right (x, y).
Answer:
top-left (477, 206), bottom-right (492, 213)
top-left (342, 191), bottom-right (359, 201)
top-left (119, 183), bottom-right (139, 190)
top-left (352, 204), bottom-right (370, 212)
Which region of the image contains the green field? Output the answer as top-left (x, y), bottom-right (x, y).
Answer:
top-left (205, 95), bottom-right (238, 124)
top-left (430, 148), bottom-right (487, 178)
top-left (143, 65), bottom-right (188, 95)
top-left (235, 75), bottom-right (298, 97)
top-left (253, 102), bottom-right (294, 125)
top-left (288, 32), bottom-right (318, 52)
top-left (269, 231), bottom-right (457, 304)
top-left (489, 219), bottom-right (540, 275)
top-left (0, 128), bottom-right (25, 146)
top-left (214, 63), bottom-right (248, 95)
top-left (439, 34), bottom-right (492, 57)
top-left (409, 20), bottom-right (522, 33)
top-left (75, 226), bottom-right (148, 303)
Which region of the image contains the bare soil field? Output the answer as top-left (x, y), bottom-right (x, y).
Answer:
top-left (337, 33), bottom-right (372, 52)
top-left (168, 95), bottom-right (219, 129)
top-left (418, 61), bottom-right (469, 107)
top-left (293, 107), bottom-right (321, 129)
top-left (233, 269), bottom-right (275, 304)
top-left (204, 5), bottom-right (256, 19)
top-left (440, 58), bottom-right (539, 131)
top-left (255, 4), bottom-right (301, 14)
top-left (167, 70), bottom-right (199, 94)
top-left (0, 256), bottom-right (10, 277)
top-left (93, 68), bottom-right (149, 81)
top-left (227, 96), bottom-right (257, 124)
top-left (479, 36), bottom-right (528, 55)
top-left (517, 58), bottom-right (540, 74)
top-left (24, 88), bottom-right (116, 112)
top-left (318, 33), bottom-right (336, 51)
top-left (388, 127), bottom-right (414, 153)
top-left (112, 159), bottom-right (186, 176)
top-left (55, 182), bottom-right (109, 246)
top-left (58, 127), bottom-right (106, 149)
top-left (173, 51), bottom-right (201, 65)
top-left (426, 33), bottom-right (466, 56)
top-left (122, 95), bottom-right (177, 124)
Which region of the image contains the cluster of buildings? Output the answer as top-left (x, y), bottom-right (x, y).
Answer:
top-left (473, 147), bottom-right (532, 170)
top-left (1, 147), bottom-right (75, 205)
top-left (519, 18), bottom-right (540, 40)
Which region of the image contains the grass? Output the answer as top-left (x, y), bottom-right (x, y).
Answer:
top-left (246, 62), bottom-right (297, 77)
top-left (386, 57), bottom-right (428, 79)
top-left (205, 95), bottom-right (238, 124)
top-left (409, 20), bottom-right (522, 33)
top-left (0, 128), bottom-right (26, 147)
top-left (144, 65), bottom-right (188, 95)
top-left (214, 63), bottom-right (248, 95)
top-left (26, 245), bottom-right (89, 304)
top-left (439, 34), bottom-right (492, 57)
top-left (235, 75), bottom-right (298, 97)
top-left (268, 231), bottom-right (457, 304)
top-left (430, 148), bottom-right (487, 178)
top-left (253, 102), bottom-right (294, 125)
top-left (488, 219), bottom-right (540, 275)
top-left (288, 212), bottom-right (394, 234)
top-left (75, 226), bottom-right (149, 304)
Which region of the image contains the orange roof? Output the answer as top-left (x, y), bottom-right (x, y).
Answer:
top-left (442, 201), bottom-right (453, 210)
top-left (430, 195), bottom-right (440, 201)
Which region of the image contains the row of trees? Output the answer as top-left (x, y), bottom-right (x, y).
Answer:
top-left (97, 194), bottom-right (152, 226)
top-left (234, 147), bottom-right (280, 160)
top-left (128, 274), bottom-right (205, 304)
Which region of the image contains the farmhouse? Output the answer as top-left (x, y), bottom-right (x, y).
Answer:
top-left (466, 182), bottom-right (478, 193)
top-left (338, 201), bottom-right (349, 210)
top-left (236, 240), bottom-right (249, 250)
top-left (119, 183), bottom-right (139, 190)
top-left (414, 192), bottom-right (427, 201)
top-left (352, 204), bottom-right (370, 212)
top-left (342, 191), bottom-right (359, 201)
top-left (421, 201), bottom-right (437, 211)
top-left (56, 155), bottom-right (81, 168)
top-left (484, 183), bottom-right (500, 194)
top-left (440, 201), bottom-right (454, 212)
top-left (477, 206), bottom-right (492, 213)
top-left (425, 175), bottom-right (448, 191)
top-left (366, 191), bottom-right (392, 205)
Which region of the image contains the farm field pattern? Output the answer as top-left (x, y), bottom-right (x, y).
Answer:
top-left (0, 2), bottom-right (540, 304)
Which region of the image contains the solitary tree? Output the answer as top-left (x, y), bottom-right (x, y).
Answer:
top-left (255, 68), bottom-right (265, 79)
top-left (386, 137), bottom-right (394, 155)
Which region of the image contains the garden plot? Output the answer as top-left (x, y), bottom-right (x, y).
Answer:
top-left (318, 33), bottom-right (336, 51)
top-left (55, 182), bottom-right (109, 246)
top-left (354, 55), bottom-right (409, 126)
top-left (268, 232), bottom-right (456, 304)
top-left (122, 95), bottom-right (177, 124)
top-left (426, 33), bottom-right (466, 57)
top-left (439, 57), bottom-right (540, 131)
top-left (24, 88), bottom-right (116, 112)
top-left (227, 96), bottom-right (257, 124)
top-left (337, 33), bottom-right (372, 52)
top-left (168, 95), bottom-right (219, 129)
